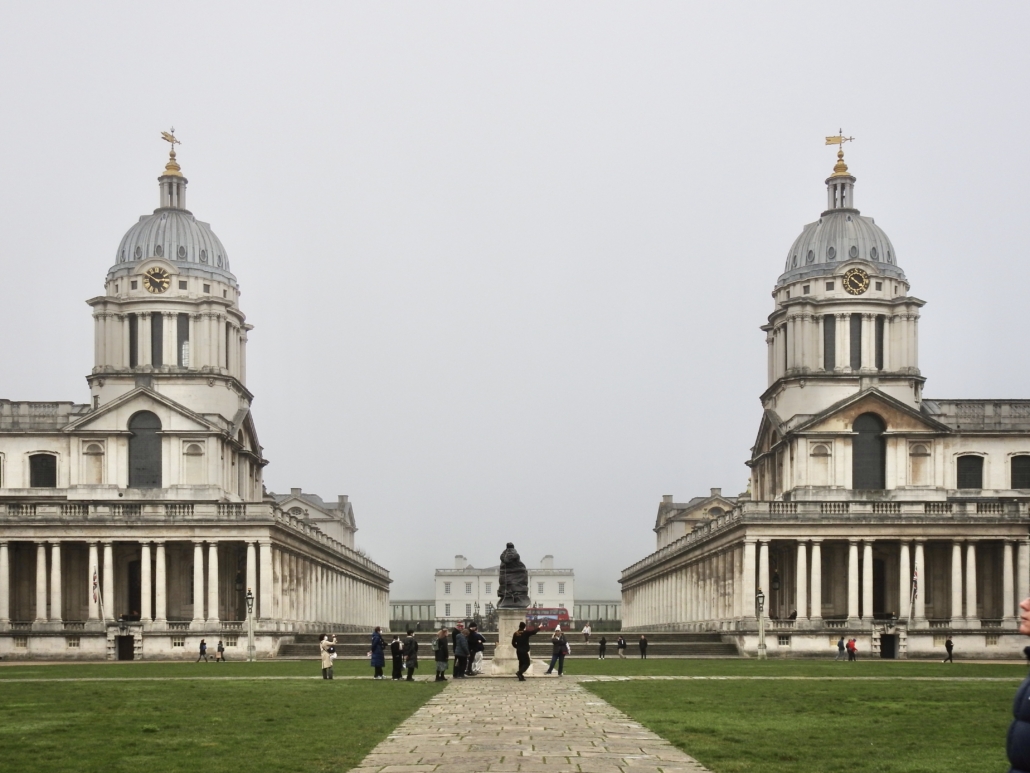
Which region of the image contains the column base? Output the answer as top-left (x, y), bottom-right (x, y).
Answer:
top-left (809, 616), bottom-right (824, 629)
top-left (847, 617), bottom-right (861, 627)
top-left (1002, 617), bottom-right (1018, 630)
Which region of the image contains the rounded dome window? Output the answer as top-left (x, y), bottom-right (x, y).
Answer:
top-left (806, 250), bottom-right (815, 264)
top-left (177, 245), bottom-right (187, 259)
top-left (134, 245), bottom-right (142, 259)
top-left (849, 245), bottom-right (859, 258)
top-left (217, 254), bottom-right (223, 267)
top-left (827, 246), bottom-right (836, 260)
top-left (887, 250), bottom-right (893, 264)
top-left (200, 249), bottom-right (208, 263)
top-left (792, 254), bottom-right (798, 267)
top-left (870, 246), bottom-right (878, 260)
top-left (155, 244), bottom-right (163, 257)
top-left (120, 250), bottom-right (126, 263)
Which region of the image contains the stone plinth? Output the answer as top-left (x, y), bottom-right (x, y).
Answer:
top-left (490, 607), bottom-right (541, 675)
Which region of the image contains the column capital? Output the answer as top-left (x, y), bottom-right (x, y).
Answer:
top-left (848, 539), bottom-right (859, 546)
top-left (154, 540), bottom-right (166, 546)
top-left (809, 538), bottom-right (824, 545)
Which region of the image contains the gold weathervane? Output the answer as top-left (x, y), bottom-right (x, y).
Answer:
top-left (825, 129), bottom-right (854, 177)
top-left (160, 127), bottom-right (183, 177)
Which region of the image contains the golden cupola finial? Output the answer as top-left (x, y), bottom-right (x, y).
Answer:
top-left (160, 128), bottom-right (183, 177)
top-left (824, 129), bottom-right (855, 178)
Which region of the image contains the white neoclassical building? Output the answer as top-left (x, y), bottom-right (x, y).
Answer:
top-left (0, 138), bottom-right (390, 659)
top-left (621, 145), bottom-right (1030, 658)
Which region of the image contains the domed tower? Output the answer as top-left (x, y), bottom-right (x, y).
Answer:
top-left (760, 141), bottom-right (926, 425)
top-left (85, 134), bottom-right (261, 497)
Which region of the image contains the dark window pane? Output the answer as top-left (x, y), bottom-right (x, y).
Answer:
top-left (177, 313), bottom-right (189, 367)
top-left (129, 315), bottom-right (138, 368)
top-left (850, 314), bottom-right (862, 370)
top-left (956, 456), bottom-right (983, 489)
top-left (151, 313), bottom-right (163, 367)
top-left (29, 454), bottom-right (57, 488)
top-left (823, 315), bottom-right (835, 371)
top-left (852, 413), bottom-right (886, 490)
top-left (128, 411), bottom-right (162, 488)
top-left (875, 315), bottom-right (885, 370)
top-left (1012, 457), bottom-right (1030, 489)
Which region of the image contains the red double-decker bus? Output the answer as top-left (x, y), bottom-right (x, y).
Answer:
top-left (526, 607), bottom-right (571, 631)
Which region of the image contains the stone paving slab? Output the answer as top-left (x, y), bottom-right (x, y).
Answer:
top-left (347, 678), bottom-right (711, 773)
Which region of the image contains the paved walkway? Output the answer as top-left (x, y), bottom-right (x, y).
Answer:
top-left (348, 677), bottom-right (711, 773)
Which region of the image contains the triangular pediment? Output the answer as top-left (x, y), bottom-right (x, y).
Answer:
top-left (64, 388), bottom-right (220, 435)
top-left (793, 389), bottom-right (951, 435)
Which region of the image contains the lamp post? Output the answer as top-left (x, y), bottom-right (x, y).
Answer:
top-left (245, 587), bottom-right (256, 662)
top-left (756, 588), bottom-right (767, 661)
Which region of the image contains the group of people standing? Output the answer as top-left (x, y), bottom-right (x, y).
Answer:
top-left (834, 637), bottom-right (859, 661)
top-left (393, 624), bottom-right (488, 681)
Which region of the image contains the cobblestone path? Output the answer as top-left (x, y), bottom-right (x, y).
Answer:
top-left (348, 677), bottom-right (711, 773)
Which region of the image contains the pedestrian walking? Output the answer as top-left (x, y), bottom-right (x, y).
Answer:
top-left (544, 628), bottom-right (568, 675)
top-left (598, 636), bottom-right (607, 659)
top-left (433, 628), bottom-right (450, 681)
top-left (617, 635), bottom-right (627, 658)
top-left (834, 636), bottom-right (845, 661)
top-left (943, 636), bottom-right (954, 663)
top-left (197, 639), bottom-right (209, 662)
top-left (370, 626), bottom-right (386, 679)
top-left (582, 623), bottom-right (592, 643)
top-left (453, 627), bottom-right (470, 678)
top-left (216, 639), bottom-right (225, 662)
top-left (639, 635), bottom-right (649, 659)
top-left (846, 638), bottom-right (857, 661)
top-left (512, 621), bottom-right (539, 681)
top-left (320, 633), bottom-right (337, 679)
top-left (402, 629), bottom-right (419, 681)
top-left (1006, 596), bottom-right (1030, 771)
top-left (466, 623), bottom-right (486, 675)
top-left (390, 635), bottom-right (404, 680)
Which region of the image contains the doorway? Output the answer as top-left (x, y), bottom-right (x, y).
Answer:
top-left (116, 635), bottom-right (135, 661)
top-left (880, 634), bottom-right (898, 659)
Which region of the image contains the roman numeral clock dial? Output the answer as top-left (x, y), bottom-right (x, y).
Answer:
top-left (843, 267), bottom-right (870, 296)
top-left (143, 266), bottom-right (170, 293)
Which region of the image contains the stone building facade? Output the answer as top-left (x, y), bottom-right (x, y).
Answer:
top-left (0, 140), bottom-right (391, 659)
top-left (620, 147), bottom-right (1030, 658)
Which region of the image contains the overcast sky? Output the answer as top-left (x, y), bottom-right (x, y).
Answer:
top-left (1, 2), bottom-right (1028, 599)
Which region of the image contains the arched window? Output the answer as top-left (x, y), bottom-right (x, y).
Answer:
top-left (910, 443), bottom-right (931, 486)
top-left (128, 411), bottom-right (162, 488)
top-left (707, 507), bottom-right (725, 519)
top-left (1013, 456), bottom-right (1030, 489)
top-left (956, 455), bottom-right (984, 490)
top-left (83, 443), bottom-right (104, 485)
top-left (852, 413), bottom-right (886, 490)
top-left (29, 453), bottom-right (57, 488)
top-left (810, 443), bottom-right (831, 486)
top-left (183, 442), bottom-right (205, 485)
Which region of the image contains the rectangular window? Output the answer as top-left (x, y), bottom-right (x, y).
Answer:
top-left (826, 282), bottom-right (834, 291)
top-left (875, 281), bottom-right (883, 291)
top-left (1012, 456), bottom-right (1030, 488)
top-left (485, 582), bottom-right (491, 594)
top-left (203, 283), bottom-right (211, 294)
top-left (444, 582), bottom-right (451, 594)
top-left (849, 314), bottom-right (862, 370)
top-left (957, 456), bottom-right (984, 489)
top-left (785, 290), bottom-right (790, 299)
top-left (445, 603), bottom-right (451, 616)
top-left (537, 582), bottom-right (544, 594)
top-left (465, 582), bottom-right (472, 594)
top-left (151, 312), bottom-right (164, 367)
top-left (178, 280), bottom-right (187, 290)
top-left (67, 636), bottom-right (80, 648)
top-left (177, 313), bottom-right (190, 367)
top-left (131, 280), bottom-right (138, 290)
top-left (986, 634), bottom-right (999, 646)
top-left (875, 315), bottom-right (885, 370)
top-left (172, 636), bottom-right (186, 648)
top-left (29, 454), bottom-right (57, 488)
top-left (823, 315), bottom-right (836, 371)
top-left (13, 637), bottom-right (27, 648)
top-left (225, 635), bottom-right (238, 647)
top-left (129, 314), bottom-right (139, 368)
top-left (558, 603), bottom-right (564, 608)
top-left (778, 635), bottom-right (791, 646)
top-left (558, 582), bottom-right (565, 594)
top-left (803, 285), bottom-right (810, 295)
top-left (465, 604), bottom-right (472, 616)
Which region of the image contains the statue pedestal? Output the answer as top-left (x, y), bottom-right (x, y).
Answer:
top-left (490, 608), bottom-right (542, 676)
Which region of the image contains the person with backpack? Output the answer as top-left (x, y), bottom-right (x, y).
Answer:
top-left (433, 628), bottom-right (450, 681)
top-left (512, 621), bottom-right (539, 681)
top-left (544, 628), bottom-right (569, 675)
top-left (197, 639), bottom-right (209, 662)
top-left (402, 629), bottom-right (419, 681)
top-left (215, 639), bottom-right (225, 662)
top-left (466, 623), bottom-right (486, 676)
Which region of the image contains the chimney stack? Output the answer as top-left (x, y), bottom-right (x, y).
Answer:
top-left (540, 555), bottom-right (554, 569)
top-left (662, 495), bottom-right (673, 504)
top-left (710, 488), bottom-right (722, 498)
top-left (455, 555), bottom-right (468, 569)
top-left (291, 487), bottom-right (301, 495)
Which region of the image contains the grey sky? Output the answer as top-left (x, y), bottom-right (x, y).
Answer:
top-left (1, 3), bottom-right (1028, 599)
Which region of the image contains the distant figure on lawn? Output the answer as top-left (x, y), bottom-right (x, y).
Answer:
top-left (943, 636), bottom-right (954, 663)
top-left (639, 635), bottom-right (648, 659)
top-left (390, 635), bottom-right (404, 680)
top-left (835, 636), bottom-right (846, 661)
top-left (617, 636), bottom-right (627, 658)
top-left (598, 636), bottom-right (607, 660)
top-left (582, 623), bottom-right (592, 643)
top-left (216, 639), bottom-right (225, 662)
top-left (846, 638), bottom-right (857, 661)
top-left (197, 639), bottom-right (209, 662)
top-left (466, 623), bottom-right (486, 676)
top-left (320, 633), bottom-right (337, 680)
top-left (370, 626), bottom-right (386, 679)
top-left (1005, 596), bottom-right (1030, 771)
top-left (544, 628), bottom-right (568, 676)
top-left (403, 630), bottom-right (419, 681)
top-left (433, 628), bottom-right (450, 682)
top-left (453, 627), bottom-right (470, 679)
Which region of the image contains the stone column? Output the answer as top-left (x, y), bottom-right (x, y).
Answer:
top-left (154, 542), bottom-right (167, 625)
top-left (1019, 540), bottom-right (1030, 616)
top-left (965, 541), bottom-right (978, 627)
top-left (140, 312), bottom-right (152, 367)
top-left (913, 541), bottom-right (926, 622)
top-left (121, 314), bottom-right (131, 368)
top-left (758, 541), bottom-right (770, 600)
top-left (50, 542), bottom-right (62, 624)
top-left (742, 540), bottom-right (756, 619)
top-left (35, 543), bottom-right (48, 623)
top-left (272, 548), bottom-right (282, 620)
top-left (810, 540), bottom-right (822, 624)
top-left (1004, 541), bottom-right (1016, 628)
top-left (882, 317), bottom-right (892, 371)
top-left (259, 541), bottom-right (272, 620)
top-left (847, 540), bottom-right (859, 622)
top-left (950, 540), bottom-right (963, 625)
top-left (192, 542), bottom-right (205, 624)
top-left (87, 542), bottom-right (99, 621)
top-left (796, 541), bottom-right (808, 621)
top-left (899, 542), bottom-right (911, 620)
top-left (861, 541), bottom-right (873, 621)
top-left (207, 542), bottom-right (220, 624)
top-left (140, 542), bottom-right (152, 622)
top-left (836, 313), bottom-right (848, 370)
top-left (246, 541), bottom-right (257, 618)
top-left (103, 541), bottom-right (115, 622)
top-left (862, 313), bottom-right (875, 370)
top-left (0, 541), bottom-right (10, 625)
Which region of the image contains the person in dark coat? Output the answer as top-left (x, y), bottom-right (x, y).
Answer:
top-left (512, 621), bottom-right (539, 681)
top-left (402, 629), bottom-right (419, 681)
top-left (1007, 598), bottom-right (1030, 772)
top-left (943, 636), bottom-right (954, 663)
top-left (370, 626), bottom-right (386, 679)
top-left (433, 628), bottom-right (450, 681)
top-left (453, 628), bottom-right (470, 678)
top-left (598, 636), bottom-right (607, 660)
top-left (544, 628), bottom-right (568, 675)
top-left (390, 635), bottom-right (404, 680)
top-left (639, 635), bottom-right (648, 659)
top-left (466, 624), bottom-right (486, 675)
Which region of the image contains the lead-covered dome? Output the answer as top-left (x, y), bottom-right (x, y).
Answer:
top-left (776, 150), bottom-right (906, 287)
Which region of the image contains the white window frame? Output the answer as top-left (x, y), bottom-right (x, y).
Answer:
top-left (537, 582), bottom-right (544, 594)
top-left (445, 603), bottom-right (451, 616)
top-left (558, 582), bottom-right (565, 595)
top-left (444, 582), bottom-right (451, 595)
top-left (465, 604), bottom-right (472, 616)
top-left (465, 582), bottom-right (472, 594)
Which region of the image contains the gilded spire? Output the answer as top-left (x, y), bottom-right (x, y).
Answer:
top-left (824, 129), bottom-right (855, 178)
top-left (160, 129), bottom-right (183, 177)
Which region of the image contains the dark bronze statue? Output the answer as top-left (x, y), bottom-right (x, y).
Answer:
top-left (497, 542), bottom-right (530, 608)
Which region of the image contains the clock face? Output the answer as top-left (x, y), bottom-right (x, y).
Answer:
top-left (143, 267), bottom-right (171, 294)
top-left (842, 267), bottom-right (870, 296)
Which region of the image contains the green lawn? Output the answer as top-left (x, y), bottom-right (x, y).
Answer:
top-left (585, 677), bottom-right (1017, 773)
top-left (0, 672), bottom-right (444, 773)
